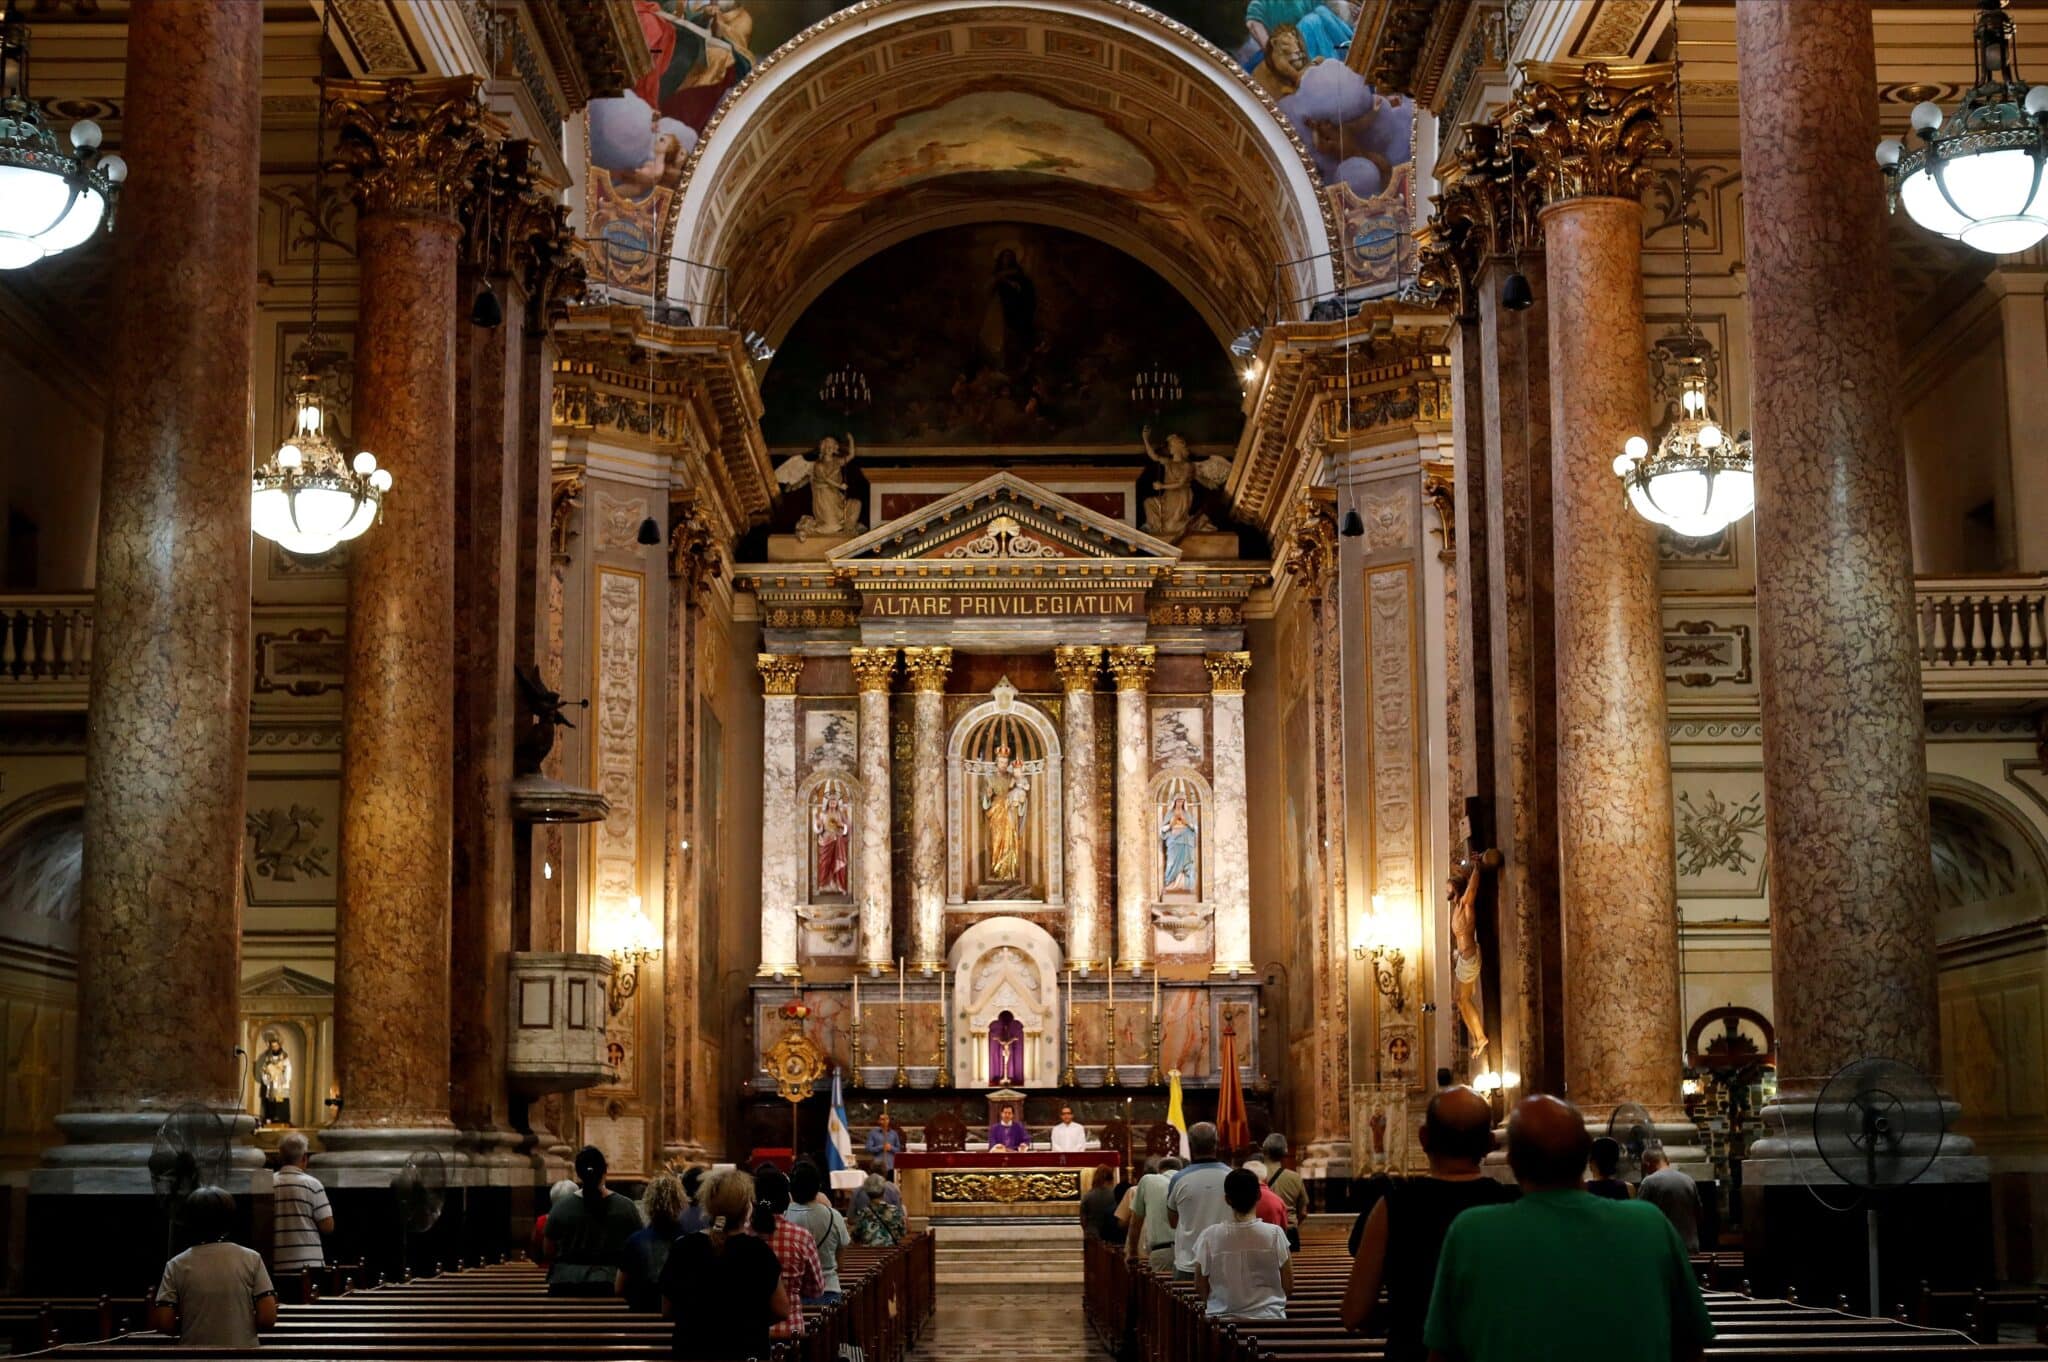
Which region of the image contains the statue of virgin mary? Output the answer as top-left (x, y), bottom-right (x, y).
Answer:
top-left (981, 744), bottom-right (1029, 883)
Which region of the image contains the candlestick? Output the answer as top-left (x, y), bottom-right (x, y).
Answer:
top-left (850, 975), bottom-right (862, 1085)
top-left (893, 994), bottom-right (909, 1089)
top-left (936, 966), bottom-right (952, 1087)
top-left (1148, 1008), bottom-right (1164, 1086)
top-left (1104, 1000), bottom-right (1120, 1087)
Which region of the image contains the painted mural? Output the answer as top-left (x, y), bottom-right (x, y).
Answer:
top-left (845, 92), bottom-right (1157, 196)
top-left (759, 223), bottom-right (1241, 448)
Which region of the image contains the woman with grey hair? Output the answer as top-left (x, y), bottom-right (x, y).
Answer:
top-left (850, 1172), bottom-right (906, 1245)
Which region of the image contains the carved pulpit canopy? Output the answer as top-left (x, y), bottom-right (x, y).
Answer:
top-left (827, 473), bottom-right (1181, 649)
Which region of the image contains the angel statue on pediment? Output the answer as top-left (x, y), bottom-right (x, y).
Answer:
top-left (774, 433), bottom-right (866, 540)
top-left (1141, 425), bottom-right (1232, 540)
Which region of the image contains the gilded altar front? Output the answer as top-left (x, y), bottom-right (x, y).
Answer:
top-left (896, 1150), bottom-right (1119, 1219)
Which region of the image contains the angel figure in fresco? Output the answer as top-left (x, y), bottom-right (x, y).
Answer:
top-left (1252, 23), bottom-right (1315, 98)
top-left (1245, 0), bottom-right (1354, 66)
top-left (774, 433), bottom-right (865, 540)
top-left (814, 788), bottom-right (851, 896)
top-left (1448, 857), bottom-right (1489, 1056)
top-left (978, 745), bottom-right (1030, 884)
top-left (1141, 425), bottom-right (1231, 541)
top-left (1160, 795), bottom-right (1199, 895)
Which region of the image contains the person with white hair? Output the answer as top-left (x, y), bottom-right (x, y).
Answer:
top-left (272, 1131), bottom-right (333, 1272)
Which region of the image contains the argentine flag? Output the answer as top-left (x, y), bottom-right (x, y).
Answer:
top-left (826, 1069), bottom-right (862, 1190)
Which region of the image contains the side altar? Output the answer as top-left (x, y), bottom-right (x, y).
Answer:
top-left (737, 474), bottom-right (1268, 1143)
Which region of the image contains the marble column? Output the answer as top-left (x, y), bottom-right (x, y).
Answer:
top-left (849, 647), bottom-right (898, 970)
top-left (321, 77), bottom-right (492, 1161)
top-left (1053, 646), bottom-right (1104, 972)
top-left (1205, 652), bottom-right (1253, 975)
top-left (902, 647), bottom-right (952, 971)
top-left (757, 654), bottom-right (805, 977)
top-left (1735, 1), bottom-right (1943, 1090)
top-left (1106, 646), bottom-right (1157, 971)
top-left (54, 0), bottom-right (264, 1171)
top-left (1521, 68), bottom-right (1685, 1116)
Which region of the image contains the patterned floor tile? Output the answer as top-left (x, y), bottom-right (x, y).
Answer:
top-left (912, 1286), bottom-right (1114, 1361)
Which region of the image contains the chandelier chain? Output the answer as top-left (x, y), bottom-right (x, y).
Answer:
top-left (308, 1), bottom-right (330, 347)
top-left (1674, 0), bottom-right (1695, 336)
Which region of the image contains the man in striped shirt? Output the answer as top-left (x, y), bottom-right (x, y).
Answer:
top-left (272, 1132), bottom-right (333, 1272)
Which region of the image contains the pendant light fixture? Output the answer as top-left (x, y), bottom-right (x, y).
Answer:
top-left (0, 3), bottom-right (125, 269)
top-left (1878, 0), bottom-right (2048, 255)
top-left (1613, 2), bottom-right (1755, 540)
top-left (250, 8), bottom-right (389, 556)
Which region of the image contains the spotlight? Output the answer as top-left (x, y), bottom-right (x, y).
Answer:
top-left (1229, 324), bottom-right (1263, 357)
top-left (637, 516), bottom-right (661, 546)
top-left (743, 330), bottom-right (775, 361)
top-left (1340, 509), bottom-right (1365, 538)
top-left (1501, 271), bottom-right (1534, 312)
top-left (470, 282), bottom-right (503, 329)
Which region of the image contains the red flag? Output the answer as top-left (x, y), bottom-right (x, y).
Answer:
top-left (1216, 1022), bottom-right (1251, 1157)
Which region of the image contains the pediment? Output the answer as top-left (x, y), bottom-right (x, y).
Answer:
top-left (829, 474), bottom-right (1181, 568)
top-left (240, 966), bottom-right (333, 998)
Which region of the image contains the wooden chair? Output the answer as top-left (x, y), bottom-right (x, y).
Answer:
top-left (924, 1108), bottom-right (967, 1152)
top-left (1143, 1121), bottom-right (1180, 1157)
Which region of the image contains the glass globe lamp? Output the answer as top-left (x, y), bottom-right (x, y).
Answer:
top-left (250, 353), bottom-right (389, 556)
top-left (0, 16), bottom-right (125, 269)
top-left (1878, 0), bottom-right (2048, 255)
top-left (1614, 346), bottom-right (1755, 540)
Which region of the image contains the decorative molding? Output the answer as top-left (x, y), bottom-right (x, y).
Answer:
top-left (1285, 488), bottom-right (1339, 602)
top-left (930, 1169), bottom-right (1082, 1204)
top-left (253, 628), bottom-right (347, 697)
top-left (550, 466), bottom-right (586, 561)
top-left (849, 647), bottom-right (899, 694)
top-left (327, 76), bottom-right (494, 222)
top-left (1053, 646), bottom-right (1104, 692)
top-left (591, 569), bottom-right (643, 911)
top-left (901, 646), bottom-right (954, 695)
top-left (1664, 620), bottom-right (1753, 688)
top-left (594, 492), bottom-right (648, 554)
top-left (1505, 61), bottom-right (1673, 206)
top-left (1106, 646), bottom-right (1157, 693)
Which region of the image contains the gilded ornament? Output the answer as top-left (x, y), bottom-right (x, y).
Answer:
top-left (850, 647), bottom-right (899, 692)
top-left (1052, 646), bottom-right (1103, 692)
top-left (326, 76), bottom-right (496, 222)
top-left (765, 1022), bottom-right (827, 1104)
top-left (931, 1170), bottom-right (1082, 1204)
top-left (901, 646), bottom-right (954, 693)
top-left (757, 654), bottom-right (805, 696)
top-left (1105, 645), bottom-right (1156, 692)
top-left (1204, 651), bottom-right (1253, 694)
top-left (1287, 489), bottom-right (1338, 600)
top-left (1503, 60), bottom-right (1673, 206)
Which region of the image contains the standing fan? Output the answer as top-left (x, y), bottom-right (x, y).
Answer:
top-left (392, 1150), bottom-right (447, 1278)
top-left (1607, 1102), bottom-right (1658, 1180)
top-left (148, 1105), bottom-right (232, 1260)
top-left (1810, 1057), bottom-right (1946, 1316)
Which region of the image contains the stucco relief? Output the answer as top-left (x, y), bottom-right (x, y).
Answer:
top-left (593, 570), bottom-right (642, 910)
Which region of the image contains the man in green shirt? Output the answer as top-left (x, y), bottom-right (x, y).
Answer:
top-left (1424, 1095), bottom-right (1714, 1362)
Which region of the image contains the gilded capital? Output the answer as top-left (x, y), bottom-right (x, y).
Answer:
top-left (901, 646), bottom-right (953, 694)
top-left (1287, 488), bottom-right (1339, 601)
top-left (328, 76), bottom-right (495, 222)
top-left (1105, 645), bottom-right (1157, 692)
top-left (667, 492), bottom-right (720, 591)
top-left (1204, 651), bottom-right (1253, 695)
top-left (850, 647), bottom-right (899, 693)
top-left (1504, 61), bottom-right (1673, 206)
top-left (1052, 645), bottom-right (1103, 692)
top-left (757, 653), bottom-right (805, 697)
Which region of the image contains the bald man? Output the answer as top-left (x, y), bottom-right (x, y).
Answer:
top-left (1340, 1086), bottom-right (1514, 1360)
top-left (1422, 1095), bottom-right (1713, 1362)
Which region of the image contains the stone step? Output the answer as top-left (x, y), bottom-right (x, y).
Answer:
top-left (929, 1221), bottom-right (1082, 1243)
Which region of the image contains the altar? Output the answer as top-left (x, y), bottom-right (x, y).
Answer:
top-left (896, 1149), bottom-right (1121, 1220)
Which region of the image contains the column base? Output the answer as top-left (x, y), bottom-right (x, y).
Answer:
top-left (39, 1109), bottom-right (267, 1193)
top-left (1209, 960), bottom-right (1255, 977)
top-left (910, 959), bottom-right (944, 975)
top-left (757, 962), bottom-right (802, 980)
top-left (313, 1122), bottom-right (470, 1187)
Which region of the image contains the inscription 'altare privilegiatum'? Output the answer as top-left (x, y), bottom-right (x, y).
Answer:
top-left (864, 591), bottom-right (1143, 619)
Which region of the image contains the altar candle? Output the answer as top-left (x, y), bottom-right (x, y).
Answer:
top-left (898, 956), bottom-right (905, 1010)
top-left (1065, 966), bottom-right (1072, 1026)
top-left (1107, 963), bottom-right (1113, 1006)
top-left (939, 966), bottom-right (947, 1030)
top-left (1152, 970), bottom-right (1160, 1021)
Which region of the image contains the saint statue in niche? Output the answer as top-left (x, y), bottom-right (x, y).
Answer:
top-left (257, 1032), bottom-right (292, 1127)
top-left (1160, 794), bottom-right (1199, 895)
top-left (975, 744), bottom-right (1031, 888)
top-left (813, 784), bottom-right (851, 897)
top-left (773, 433), bottom-right (865, 540)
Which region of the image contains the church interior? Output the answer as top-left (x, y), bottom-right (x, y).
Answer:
top-left (3, 0), bottom-right (2048, 1354)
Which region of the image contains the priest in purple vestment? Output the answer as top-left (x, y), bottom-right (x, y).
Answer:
top-left (988, 1009), bottom-right (1026, 1085)
top-left (988, 1103), bottom-right (1030, 1151)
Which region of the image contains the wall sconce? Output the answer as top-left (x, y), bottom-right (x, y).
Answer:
top-left (1352, 892), bottom-right (1410, 1014)
top-left (596, 894), bottom-right (660, 1017)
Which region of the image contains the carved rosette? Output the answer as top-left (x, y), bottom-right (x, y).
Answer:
top-left (1052, 645), bottom-right (1103, 692)
top-left (901, 646), bottom-right (954, 694)
top-left (1204, 651), bottom-right (1253, 695)
top-left (1504, 61), bottom-right (1674, 206)
top-left (757, 654), bottom-right (805, 697)
top-left (1287, 489), bottom-right (1339, 602)
top-left (1105, 645), bottom-right (1157, 692)
top-left (849, 646), bottom-right (899, 693)
top-left (327, 76), bottom-right (495, 222)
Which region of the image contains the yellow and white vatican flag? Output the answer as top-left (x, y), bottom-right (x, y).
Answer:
top-left (1165, 1069), bottom-right (1190, 1161)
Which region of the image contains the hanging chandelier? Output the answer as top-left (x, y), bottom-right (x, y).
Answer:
top-left (1877, 0), bottom-right (2048, 255)
top-left (1615, 0), bottom-right (1754, 540)
top-left (250, 9), bottom-right (388, 556)
top-left (0, 7), bottom-right (125, 269)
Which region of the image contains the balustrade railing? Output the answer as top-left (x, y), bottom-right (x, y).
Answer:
top-left (0, 595), bottom-right (93, 683)
top-left (1916, 576), bottom-right (2048, 670)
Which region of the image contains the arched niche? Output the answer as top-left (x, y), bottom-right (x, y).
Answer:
top-left (947, 915), bottom-right (1063, 1089)
top-left (947, 685), bottom-right (1062, 907)
top-left (1927, 775), bottom-right (2048, 942)
top-left (0, 788), bottom-right (82, 957)
top-left (796, 769), bottom-right (864, 958)
top-left (1150, 768), bottom-right (1214, 948)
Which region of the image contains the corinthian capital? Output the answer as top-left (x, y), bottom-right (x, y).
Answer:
top-left (1504, 61), bottom-right (1672, 206)
top-left (328, 76), bottom-right (495, 222)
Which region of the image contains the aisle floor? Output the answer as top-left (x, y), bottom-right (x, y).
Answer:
top-left (909, 1283), bottom-right (1115, 1362)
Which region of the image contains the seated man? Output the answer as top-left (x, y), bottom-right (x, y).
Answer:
top-left (1049, 1104), bottom-right (1088, 1152)
top-left (988, 1103), bottom-right (1030, 1150)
